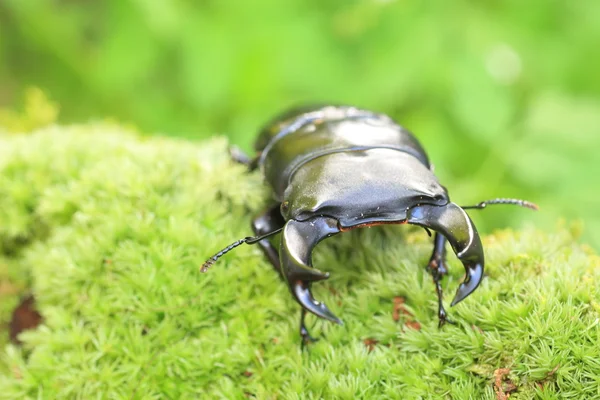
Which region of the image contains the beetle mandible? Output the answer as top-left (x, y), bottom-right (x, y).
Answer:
top-left (202, 105), bottom-right (537, 343)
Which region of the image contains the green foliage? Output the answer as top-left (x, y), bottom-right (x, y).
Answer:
top-left (1, 126), bottom-right (599, 399)
top-left (0, 0), bottom-right (599, 247)
top-left (0, 87), bottom-right (59, 133)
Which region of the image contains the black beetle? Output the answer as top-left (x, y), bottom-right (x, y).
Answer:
top-left (202, 105), bottom-right (537, 343)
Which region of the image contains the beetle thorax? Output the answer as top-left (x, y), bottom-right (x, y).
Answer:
top-left (282, 149), bottom-right (448, 228)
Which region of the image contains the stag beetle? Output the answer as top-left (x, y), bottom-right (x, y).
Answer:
top-left (202, 105), bottom-right (537, 343)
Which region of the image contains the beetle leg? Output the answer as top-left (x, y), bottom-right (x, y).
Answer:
top-left (407, 202), bottom-right (484, 313)
top-left (229, 145), bottom-right (259, 171)
top-left (427, 233), bottom-right (455, 327)
top-left (300, 308), bottom-right (319, 348)
top-left (251, 204), bottom-right (286, 277)
top-left (280, 217), bottom-right (343, 340)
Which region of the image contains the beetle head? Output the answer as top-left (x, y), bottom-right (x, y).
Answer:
top-left (407, 201), bottom-right (484, 306)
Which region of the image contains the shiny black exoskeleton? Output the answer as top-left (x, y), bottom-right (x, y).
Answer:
top-left (202, 105), bottom-right (537, 344)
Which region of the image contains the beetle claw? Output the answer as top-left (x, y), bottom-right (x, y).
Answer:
top-left (301, 333), bottom-right (319, 350)
top-left (280, 217), bottom-right (342, 325)
top-left (293, 281), bottom-right (343, 325)
top-left (451, 262), bottom-right (484, 306)
top-left (438, 314), bottom-right (456, 328)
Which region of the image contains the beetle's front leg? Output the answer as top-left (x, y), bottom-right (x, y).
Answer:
top-left (251, 204), bottom-right (286, 277)
top-left (427, 233), bottom-right (454, 328)
top-left (299, 308), bottom-right (318, 348)
top-left (280, 217), bottom-right (342, 345)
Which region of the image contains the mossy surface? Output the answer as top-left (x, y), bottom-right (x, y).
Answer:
top-left (0, 126), bottom-right (599, 399)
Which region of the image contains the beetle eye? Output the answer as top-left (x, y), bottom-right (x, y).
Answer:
top-left (281, 201), bottom-right (290, 213)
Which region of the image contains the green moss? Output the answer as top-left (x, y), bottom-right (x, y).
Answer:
top-left (0, 125), bottom-right (599, 399)
top-left (0, 88), bottom-right (59, 134)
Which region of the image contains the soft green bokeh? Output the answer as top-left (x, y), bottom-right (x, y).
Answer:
top-left (0, 0), bottom-right (598, 248)
top-left (0, 126), bottom-right (599, 398)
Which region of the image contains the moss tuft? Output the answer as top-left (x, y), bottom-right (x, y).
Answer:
top-left (0, 125), bottom-right (599, 399)
top-left (0, 88), bottom-right (59, 134)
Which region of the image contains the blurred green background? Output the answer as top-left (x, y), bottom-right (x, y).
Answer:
top-left (0, 0), bottom-right (599, 248)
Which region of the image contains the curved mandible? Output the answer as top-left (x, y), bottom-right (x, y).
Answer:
top-left (407, 202), bottom-right (484, 306)
top-left (280, 217), bottom-right (343, 324)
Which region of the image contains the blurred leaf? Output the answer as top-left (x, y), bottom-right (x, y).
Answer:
top-left (451, 56), bottom-right (517, 142)
top-left (511, 93), bottom-right (600, 188)
top-left (92, 2), bottom-right (160, 92)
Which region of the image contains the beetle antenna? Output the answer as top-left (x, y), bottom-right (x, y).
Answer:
top-left (461, 198), bottom-right (539, 211)
top-left (200, 228), bottom-right (283, 272)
